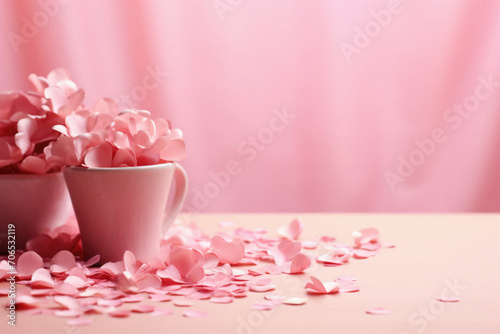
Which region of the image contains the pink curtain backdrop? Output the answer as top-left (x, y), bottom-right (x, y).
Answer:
top-left (1, 0), bottom-right (499, 212)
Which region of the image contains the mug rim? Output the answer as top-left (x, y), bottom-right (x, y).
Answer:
top-left (63, 162), bottom-right (176, 173)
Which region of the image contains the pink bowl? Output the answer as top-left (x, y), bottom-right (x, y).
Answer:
top-left (0, 173), bottom-right (72, 253)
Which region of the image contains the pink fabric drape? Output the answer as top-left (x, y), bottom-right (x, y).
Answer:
top-left (1, 0), bottom-right (499, 212)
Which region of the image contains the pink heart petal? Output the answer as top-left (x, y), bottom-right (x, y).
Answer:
top-left (336, 277), bottom-right (360, 293)
top-left (352, 249), bottom-right (378, 259)
top-left (305, 276), bottom-right (339, 294)
top-left (252, 301), bottom-right (275, 310)
top-left (366, 307), bottom-right (391, 315)
top-left (44, 86), bottom-right (66, 112)
top-left (112, 148), bottom-right (136, 167)
top-left (97, 299), bottom-right (124, 307)
top-left (305, 276), bottom-right (327, 293)
top-left (283, 297), bottom-right (307, 305)
top-left (108, 310), bottom-right (131, 318)
top-left (137, 274), bottom-right (162, 291)
top-left (157, 265), bottom-right (183, 283)
top-left (54, 282), bottom-right (79, 296)
top-left (47, 68), bottom-right (72, 85)
top-left (184, 266), bottom-right (205, 284)
top-left (339, 285), bottom-right (360, 293)
top-left (17, 251), bottom-right (43, 279)
top-left (31, 268), bottom-right (55, 288)
top-left (188, 291), bottom-right (212, 300)
top-left (211, 290), bottom-right (231, 298)
top-left (54, 295), bottom-right (81, 310)
top-left (209, 296), bottom-right (234, 304)
top-left (131, 305), bottom-right (155, 313)
top-left (251, 277), bottom-right (272, 285)
top-left (150, 295), bottom-right (173, 302)
top-left (249, 284), bottom-right (276, 292)
top-left (16, 295), bottom-right (41, 307)
top-left (169, 248), bottom-right (195, 278)
top-left (84, 142), bottom-right (114, 167)
top-left (100, 261), bottom-right (124, 277)
top-left (230, 291), bottom-right (248, 298)
top-left (116, 272), bottom-right (138, 293)
top-left (285, 253), bottom-right (311, 274)
top-left (248, 269), bottom-right (265, 276)
top-left (169, 286), bottom-right (194, 296)
top-left (279, 240), bottom-right (301, 261)
top-left (151, 307), bottom-right (174, 316)
top-left (436, 296), bottom-right (461, 302)
top-left (203, 253), bottom-right (219, 269)
top-left (360, 243), bottom-right (381, 251)
top-left (78, 298), bottom-right (98, 307)
top-left (84, 255), bottom-right (100, 267)
top-left (238, 258), bottom-right (258, 266)
top-left (209, 236), bottom-right (245, 265)
top-left (269, 240), bottom-right (302, 265)
top-left (51, 250), bottom-right (77, 273)
top-left (19, 156), bottom-right (46, 175)
top-left (64, 276), bottom-right (88, 289)
top-left (65, 89), bottom-right (85, 111)
top-left (353, 228), bottom-right (380, 247)
top-left (319, 236), bottom-right (336, 243)
top-left (316, 247), bottom-right (352, 265)
top-left (123, 250), bottom-right (139, 274)
top-left (261, 265), bottom-right (284, 275)
top-left (182, 310), bottom-right (208, 318)
top-left (161, 139), bottom-right (186, 161)
top-left (121, 294), bottom-right (144, 303)
top-left (264, 293), bottom-right (287, 301)
top-left (67, 267), bottom-right (87, 280)
top-left (302, 241), bottom-right (319, 249)
top-left (277, 218), bottom-right (304, 240)
top-left (316, 254), bottom-right (343, 266)
top-left (30, 289), bottom-right (53, 297)
top-left (14, 121), bottom-right (35, 154)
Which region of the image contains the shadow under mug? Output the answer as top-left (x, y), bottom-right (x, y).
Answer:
top-left (63, 162), bottom-right (187, 263)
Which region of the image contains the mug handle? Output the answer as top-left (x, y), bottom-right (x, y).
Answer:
top-left (162, 163), bottom-right (188, 235)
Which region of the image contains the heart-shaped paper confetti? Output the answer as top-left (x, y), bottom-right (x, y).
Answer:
top-left (209, 236), bottom-right (245, 265)
top-left (277, 218), bottom-right (304, 240)
top-left (305, 276), bottom-right (339, 294)
top-left (0, 219), bottom-right (390, 324)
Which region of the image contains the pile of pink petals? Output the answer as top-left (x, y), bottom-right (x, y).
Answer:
top-left (0, 219), bottom-right (392, 325)
top-left (0, 68), bottom-right (185, 174)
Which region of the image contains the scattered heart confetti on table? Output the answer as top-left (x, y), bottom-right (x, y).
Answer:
top-left (0, 219), bottom-right (392, 325)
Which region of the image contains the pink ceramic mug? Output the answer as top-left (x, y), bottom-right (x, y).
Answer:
top-left (63, 162), bottom-right (187, 263)
top-left (0, 173), bottom-right (72, 253)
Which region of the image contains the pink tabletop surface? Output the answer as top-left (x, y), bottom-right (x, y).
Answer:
top-left (1, 213), bottom-right (500, 334)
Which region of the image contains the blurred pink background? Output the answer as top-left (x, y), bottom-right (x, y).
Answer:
top-left (1, 0), bottom-right (499, 212)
